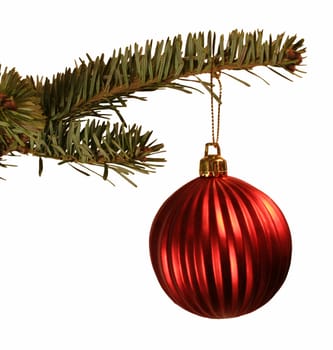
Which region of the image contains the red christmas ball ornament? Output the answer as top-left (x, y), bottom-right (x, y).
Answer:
top-left (149, 143), bottom-right (292, 318)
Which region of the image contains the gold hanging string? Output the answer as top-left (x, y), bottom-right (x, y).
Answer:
top-left (210, 67), bottom-right (222, 145)
top-left (200, 66), bottom-right (227, 178)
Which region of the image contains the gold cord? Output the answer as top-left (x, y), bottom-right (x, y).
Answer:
top-left (210, 68), bottom-right (222, 145)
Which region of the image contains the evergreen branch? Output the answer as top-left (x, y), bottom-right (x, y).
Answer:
top-left (33, 30), bottom-right (305, 123)
top-left (0, 30), bottom-right (305, 184)
top-left (31, 121), bottom-right (165, 185)
top-left (0, 66), bottom-right (45, 157)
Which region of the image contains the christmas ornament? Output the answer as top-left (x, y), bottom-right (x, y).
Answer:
top-left (149, 73), bottom-right (292, 319)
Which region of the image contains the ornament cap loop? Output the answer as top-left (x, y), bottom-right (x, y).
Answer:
top-left (199, 143), bottom-right (227, 177)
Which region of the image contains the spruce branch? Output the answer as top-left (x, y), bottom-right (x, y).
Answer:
top-left (0, 29), bottom-right (305, 184)
top-left (0, 66), bottom-right (45, 156)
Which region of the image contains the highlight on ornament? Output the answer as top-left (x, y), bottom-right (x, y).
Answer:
top-left (149, 143), bottom-right (292, 318)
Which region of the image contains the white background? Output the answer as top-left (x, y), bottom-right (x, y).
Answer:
top-left (1, 1), bottom-right (332, 349)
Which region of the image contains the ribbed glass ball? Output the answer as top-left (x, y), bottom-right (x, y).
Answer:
top-left (149, 176), bottom-right (292, 318)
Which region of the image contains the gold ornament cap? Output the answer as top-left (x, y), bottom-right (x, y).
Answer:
top-left (199, 143), bottom-right (227, 177)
